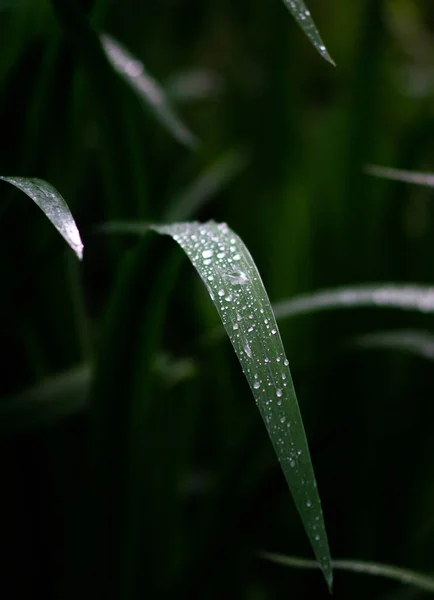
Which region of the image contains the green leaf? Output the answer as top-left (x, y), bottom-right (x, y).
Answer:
top-left (259, 552), bottom-right (434, 594)
top-left (282, 1), bottom-right (335, 65)
top-left (272, 284), bottom-right (434, 320)
top-left (100, 34), bottom-right (197, 149)
top-left (365, 164), bottom-right (434, 187)
top-left (0, 176), bottom-right (83, 259)
top-left (152, 220), bottom-right (333, 590)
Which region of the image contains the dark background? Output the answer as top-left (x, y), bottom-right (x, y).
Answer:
top-left (1, 0), bottom-right (434, 598)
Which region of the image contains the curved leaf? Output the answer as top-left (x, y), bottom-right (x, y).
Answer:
top-left (152, 220), bottom-right (333, 589)
top-left (282, 1), bottom-right (335, 65)
top-left (355, 329), bottom-right (434, 361)
top-left (0, 176), bottom-right (83, 259)
top-left (273, 284), bottom-right (434, 320)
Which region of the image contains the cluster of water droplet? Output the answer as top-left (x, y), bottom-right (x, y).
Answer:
top-left (156, 221), bottom-right (330, 576)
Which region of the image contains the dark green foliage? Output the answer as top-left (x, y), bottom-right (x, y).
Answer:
top-left (1, 1), bottom-right (434, 599)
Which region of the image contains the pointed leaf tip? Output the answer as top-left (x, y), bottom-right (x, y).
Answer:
top-left (282, 0), bottom-right (335, 65)
top-left (0, 176), bottom-right (84, 260)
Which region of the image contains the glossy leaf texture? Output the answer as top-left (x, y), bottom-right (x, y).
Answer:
top-left (0, 176), bottom-right (83, 259)
top-left (153, 220), bottom-right (333, 589)
top-left (260, 552), bottom-right (434, 594)
top-left (282, 0), bottom-right (335, 65)
top-left (101, 34), bottom-right (197, 149)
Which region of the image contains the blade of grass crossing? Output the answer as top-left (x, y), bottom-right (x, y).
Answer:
top-left (259, 552), bottom-right (434, 593)
top-left (153, 221), bottom-right (333, 589)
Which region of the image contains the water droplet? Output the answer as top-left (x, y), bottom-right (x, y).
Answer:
top-left (225, 295), bottom-right (233, 302)
top-left (276, 389), bottom-right (283, 398)
top-left (289, 459), bottom-right (295, 468)
top-left (233, 253), bottom-right (241, 261)
top-left (253, 381), bottom-right (260, 390)
top-left (297, 449), bottom-right (302, 456)
top-left (202, 249), bottom-right (214, 259)
top-left (315, 534), bottom-right (320, 541)
top-left (233, 323), bottom-right (239, 330)
top-left (203, 259), bottom-right (212, 265)
top-left (306, 500), bottom-right (312, 508)
top-left (218, 289), bottom-right (225, 297)
top-left (284, 359), bottom-right (289, 366)
top-left (244, 343), bottom-right (252, 358)
top-left (280, 416), bottom-right (286, 423)
top-left (271, 329), bottom-right (277, 335)
top-left (217, 251), bottom-right (225, 259)
top-left (207, 275), bottom-right (214, 281)
top-left (247, 326), bottom-right (254, 333)
top-left (264, 358), bottom-right (269, 364)
top-left (282, 373), bottom-right (286, 380)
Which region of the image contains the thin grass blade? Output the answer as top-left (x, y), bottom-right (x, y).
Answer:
top-left (259, 552), bottom-right (434, 594)
top-left (0, 176), bottom-right (83, 259)
top-left (282, 1), bottom-right (335, 65)
top-left (273, 284), bottom-right (434, 320)
top-left (365, 164), bottom-right (434, 187)
top-left (152, 220), bottom-right (333, 589)
top-left (101, 34), bottom-right (197, 149)
top-left (0, 365), bottom-right (90, 434)
top-left (355, 329), bottom-right (434, 361)
top-left (164, 148), bottom-right (249, 222)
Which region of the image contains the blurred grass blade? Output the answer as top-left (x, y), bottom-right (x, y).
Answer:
top-left (0, 365), bottom-right (90, 434)
top-left (166, 68), bottom-right (223, 102)
top-left (0, 176), bottom-right (84, 259)
top-left (356, 329), bottom-right (434, 361)
top-left (273, 284), bottom-right (434, 320)
top-left (164, 148), bottom-right (249, 222)
top-left (259, 552), bottom-right (434, 593)
top-left (153, 220), bottom-right (332, 590)
top-left (282, 1), bottom-right (335, 65)
top-left (365, 164), bottom-right (434, 187)
top-left (101, 33), bottom-right (197, 149)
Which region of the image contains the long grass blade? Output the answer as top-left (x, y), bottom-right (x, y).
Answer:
top-left (152, 220), bottom-right (333, 589)
top-left (365, 164), bottom-right (434, 187)
top-left (0, 365), bottom-right (90, 434)
top-left (259, 552), bottom-right (434, 594)
top-left (101, 34), bottom-right (197, 149)
top-left (0, 176), bottom-right (83, 259)
top-left (273, 284), bottom-right (434, 320)
top-left (355, 329), bottom-right (434, 361)
top-left (282, 1), bottom-right (335, 65)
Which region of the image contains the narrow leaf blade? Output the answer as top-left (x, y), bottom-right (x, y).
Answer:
top-left (365, 164), bottom-right (434, 187)
top-left (153, 220), bottom-right (333, 589)
top-left (0, 176), bottom-right (83, 259)
top-left (260, 552), bottom-right (434, 594)
top-left (273, 284), bottom-right (434, 320)
top-left (101, 34), bottom-right (197, 149)
top-left (282, 0), bottom-right (335, 65)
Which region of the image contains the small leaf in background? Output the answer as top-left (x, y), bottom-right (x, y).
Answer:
top-left (272, 284), bottom-right (434, 321)
top-left (282, 0), bottom-right (335, 65)
top-left (153, 220), bottom-right (333, 590)
top-left (365, 164), bottom-right (434, 187)
top-left (0, 176), bottom-right (83, 260)
top-left (101, 34), bottom-right (197, 149)
top-left (259, 552), bottom-right (434, 594)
